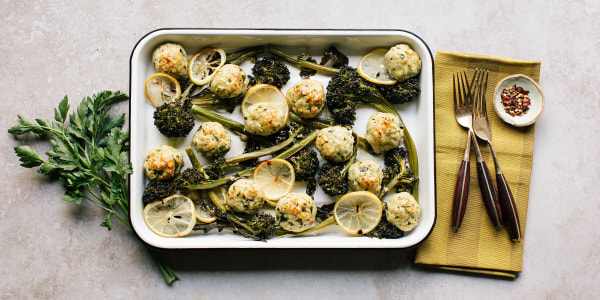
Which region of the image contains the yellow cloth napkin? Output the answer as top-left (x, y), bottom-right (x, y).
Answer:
top-left (414, 51), bottom-right (541, 278)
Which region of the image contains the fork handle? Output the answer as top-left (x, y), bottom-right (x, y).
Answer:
top-left (476, 159), bottom-right (503, 229)
top-left (497, 172), bottom-right (522, 242)
top-left (488, 142), bottom-right (522, 242)
top-left (452, 159), bottom-right (470, 232)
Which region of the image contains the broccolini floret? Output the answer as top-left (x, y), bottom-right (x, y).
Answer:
top-left (377, 76), bottom-right (420, 105)
top-left (153, 99), bottom-right (195, 138)
top-left (326, 66), bottom-right (399, 125)
top-left (378, 147), bottom-right (416, 198)
top-left (251, 55), bottom-right (290, 88)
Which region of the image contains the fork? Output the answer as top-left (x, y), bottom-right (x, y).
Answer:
top-left (451, 71), bottom-right (474, 232)
top-left (473, 70), bottom-right (522, 242)
top-left (471, 73), bottom-right (503, 230)
top-left (452, 70), bottom-right (503, 231)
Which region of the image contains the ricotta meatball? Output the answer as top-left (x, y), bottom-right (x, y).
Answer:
top-left (210, 64), bottom-right (249, 99)
top-left (143, 145), bottom-right (184, 181)
top-left (243, 103), bottom-right (288, 136)
top-left (386, 192), bottom-right (420, 232)
top-left (365, 112), bottom-right (404, 153)
top-left (192, 122), bottom-right (231, 158)
top-left (347, 159), bottom-right (384, 195)
top-left (286, 79), bottom-right (325, 118)
top-left (227, 179), bottom-right (266, 214)
top-left (384, 44), bottom-right (422, 82)
top-left (151, 43), bottom-right (188, 79)
top-left (275, 192), bottom-right (317, 232)
top-left (315, 126), bottom-right (355, 162)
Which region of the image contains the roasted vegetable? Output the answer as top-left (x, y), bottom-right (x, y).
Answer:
top-left (153, 98), bottom-right (195, 138)
top-left (251, 55), bottom-right (290, 88)
top-left (378, 147), bottom-right (416, 198)
top-left (377, 76), bottom-right (420, 105)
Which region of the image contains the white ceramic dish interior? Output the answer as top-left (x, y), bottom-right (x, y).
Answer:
top-left (493, 74), bottom-right (544, 127)
top-left (129, 29), bottom-right (435, 249)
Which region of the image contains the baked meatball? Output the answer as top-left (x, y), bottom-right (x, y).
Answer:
top-left (210, 64), bottom-right (249, 99)
top-left (286, 79), bottom-right (325, 118)
top-left (386, 192), bottom-right (420, 232)
top-left (275, 192), bottom-right (317, 232)
top-left (143, 145), bottom-right (184, 181)
top-left (192, 122), bottom-right (231, 158)
top-left (227, 179), bottom-right (266, 214)
top-left (348, 159), bottom-right (384, 195)
top-left (384, 44), bottom-right (421, 82)
top-left (243, 102), bottom-right (288, 136)
top-left (151, 43), bottom-right (188, 79)
top-left (365, 112), bottom-right (403, 153)
top-left (315, 126), bottom-right (355, 162)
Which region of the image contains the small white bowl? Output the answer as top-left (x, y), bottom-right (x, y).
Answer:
top-left (493, 74), bottom-right (544, 127)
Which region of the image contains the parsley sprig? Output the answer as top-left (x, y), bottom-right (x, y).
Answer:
top-left (8, 91), bottom-right (178, 284)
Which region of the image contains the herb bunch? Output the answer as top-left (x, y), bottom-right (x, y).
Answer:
top-left (8, 91), bottom-right (178, 284)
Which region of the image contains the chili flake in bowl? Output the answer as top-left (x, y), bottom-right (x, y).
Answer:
top-left (493, 74), bottom-right (545, 127)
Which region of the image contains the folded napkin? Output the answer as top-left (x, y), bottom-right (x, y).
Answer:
top-left (414, 51), bottom-right (541, 278)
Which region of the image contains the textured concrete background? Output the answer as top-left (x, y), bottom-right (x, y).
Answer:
top-left (2, 0), bottom-right (599, 298)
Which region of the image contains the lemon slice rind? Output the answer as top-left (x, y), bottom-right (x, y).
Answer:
top-left (357, 48), bottom-right (397, 86)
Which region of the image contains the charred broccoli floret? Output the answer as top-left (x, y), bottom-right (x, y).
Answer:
top-left (377, 76), bottom-right (420, 105)
top-left (172, 168), bottom-right (207, 193)
top-left (287, 148), bottom-right (319, 181)
top-left (287, 148), bottom-right (319, 196)
top-left (153, 99), bottom-right (195, 138)
top-left (326, 66), bottom-right (401, 125)
top-left (251, 55), bottom-right (290, 88)
top-left (379, 147), bottom-right (416, 198)
top-left (317, 162), bottom-right (348, 196)
top-left (142, 180), bottom-right (174, 205)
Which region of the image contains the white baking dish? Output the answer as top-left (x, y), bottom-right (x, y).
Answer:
top-left (129, 29), bottom-right (435, 249)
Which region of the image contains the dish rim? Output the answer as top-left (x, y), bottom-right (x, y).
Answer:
top-left (128, 28), bottom-right (437, 249)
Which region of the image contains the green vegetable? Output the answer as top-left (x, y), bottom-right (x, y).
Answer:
top-left (8, 91), bottom-right (179, 285)
top-left (251, 55), bottom-right (291, 88)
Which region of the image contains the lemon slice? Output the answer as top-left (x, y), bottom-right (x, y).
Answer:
top-left (188, 47), bottom-right (226, 85)
top-left (334, 191), bottom-right (383, 235)
top-left (253, 158), bottom-right (295, 201)
top-left (194, 200), bottom-right (217, 223)
top-left (144, 73), bottom-right (181, 107)
top-left (357, 48), bottom-right (397, 85)
top-left (143, 194), bottom-right (196, 238)
top-left (241, 84), bottom-right (289, 117)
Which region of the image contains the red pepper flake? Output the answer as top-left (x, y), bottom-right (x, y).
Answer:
top-left (501, 85), bottom-right (531, 117)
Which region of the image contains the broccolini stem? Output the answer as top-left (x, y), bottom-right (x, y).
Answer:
top-left (268, 45), bottom-right (339, 76)
top-left (181, 82), bottom-right (196, 100)
top-left (225, 128), bottom-right (302, 164)
top-left (272, 129), bottom-right (318, 160)
top-left (191, 105), bottom-right (246, 134)
top-left (288, 113), bottom-right (336, 129)
top-left (226, 45), bottom-right (265, 65)
top-left (291, 215), bottom-right (337, 237)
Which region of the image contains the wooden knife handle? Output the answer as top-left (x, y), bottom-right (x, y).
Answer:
top-left (452, 160), bottom-right (470, 232)
top-left (476, 160), bottom-right (503, 229)
top-left (497, 172), bottom-right (522, 242)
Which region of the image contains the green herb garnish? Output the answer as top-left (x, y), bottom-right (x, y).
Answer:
top-left (8, 91), bottom-right (179, 285)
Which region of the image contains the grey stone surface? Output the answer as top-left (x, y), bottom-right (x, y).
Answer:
top-left (1, 0), bottom-right (598, 298)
